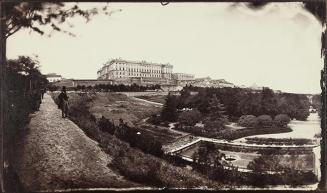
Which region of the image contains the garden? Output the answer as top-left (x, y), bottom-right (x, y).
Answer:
top-left (151, 86), bottom-right (311, 140)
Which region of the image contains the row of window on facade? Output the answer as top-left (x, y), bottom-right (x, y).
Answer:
top-left (110, 71), bottom-right (167, 78)
top-left (107, 67), bottom-right (171, 74)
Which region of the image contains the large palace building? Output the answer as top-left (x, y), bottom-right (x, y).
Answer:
top-left (97, 58), bottom-right (194, 85)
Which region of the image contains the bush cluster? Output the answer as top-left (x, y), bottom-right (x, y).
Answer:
top-left (8, 90), bottom-right (44, 137)
top-left (237, 115), bottom-right (258, 128)
top-left (238, 114), bottom-right (291, 128)
top-left (98, 116), bottom-right (163, 156)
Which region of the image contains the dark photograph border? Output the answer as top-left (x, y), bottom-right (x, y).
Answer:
top-left (0, 0), bottom-right (326, 192)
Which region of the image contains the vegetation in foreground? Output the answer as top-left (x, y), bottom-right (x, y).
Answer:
top-left (7, 56), bottom-right (48, 192)
top-left (189, 141), bottom-right (317, 187)
top-left (51, 92), bottom-right (222, 188)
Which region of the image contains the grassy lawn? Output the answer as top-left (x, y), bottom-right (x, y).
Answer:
top-left (86, 92), bottom-right (162, 126)
top-left (218, 127), bottom-right (293, 140)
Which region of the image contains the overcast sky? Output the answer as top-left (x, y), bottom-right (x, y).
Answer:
top-left (7, 2), bottom-right (323, 94)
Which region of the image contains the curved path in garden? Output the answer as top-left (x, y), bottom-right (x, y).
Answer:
top-left (133, 97), bottom-right (319, 153)
top-left (12, 93), bottom-right (138, 192)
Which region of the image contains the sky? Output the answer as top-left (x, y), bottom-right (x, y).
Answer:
top-left (7, 2), bottom-right (324, 94)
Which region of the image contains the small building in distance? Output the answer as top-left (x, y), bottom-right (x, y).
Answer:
top-left (46, 73), bottom-right (62, 83)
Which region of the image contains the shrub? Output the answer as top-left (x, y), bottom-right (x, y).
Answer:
top-left (238, 115), bottom-right (258, 128)
top-left (204, 119), bottom-right (225, 131)
top-left (178, 109), bottom-right (202, 126)
top-left (274, 114), bottom-right (291, 128)
top-left (257, 115), bottom-right (273, 128)
top-left (98, 116), bottom-right (116, 134)
top-left (295, 109), bottom-right (310, 121)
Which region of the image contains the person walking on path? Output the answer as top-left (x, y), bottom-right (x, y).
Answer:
top-left (58, 86), bottom-right (69, 118)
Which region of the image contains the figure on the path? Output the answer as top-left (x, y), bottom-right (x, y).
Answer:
top-left (58, 86), bottom-right (69, 118)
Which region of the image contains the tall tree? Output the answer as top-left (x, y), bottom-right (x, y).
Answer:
top-left (260, 87), bottom-right (278, 117)
top-left (160, 93), bottom-right (178, 122)
top-left (207, 94), bottom-right (228, 123)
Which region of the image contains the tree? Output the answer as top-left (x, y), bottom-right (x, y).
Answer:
top-left (247, 154), bottom-right (285, 174)
top-left (260, 87), bottom-right (278, 117)
top-left (237, 92), bottom-right (261, 116)
top-left (192, 142), bottom-right (226, 177)
top-left (238, 115), bottom-right (258, 128)
top-left (274, 114), bottom-right (291, 128)
top-left (177, 87), bottom-right (191, 109)
top-left (160, 94), bottom-right (178, 122)
top-left (7, 56), bottom-right (47, 91)
top-left (312, 94), bottom-right (321, 117)
top-left (257, 115), bottom-right (273, 128)
top-left (207, 94), bottom-right (228, 122)
top-left (178, 109), bottom-right (202, 127)
top-left (2, 2), bottom-right (120, 39)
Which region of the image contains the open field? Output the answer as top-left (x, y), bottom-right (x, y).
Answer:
top-left (88, 92), bottom-right (161, 126)
top-left (59, 92), bottom-right (162, 126)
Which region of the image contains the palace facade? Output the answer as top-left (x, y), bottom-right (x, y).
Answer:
top-left (97, 58), bottom-right (194, 85)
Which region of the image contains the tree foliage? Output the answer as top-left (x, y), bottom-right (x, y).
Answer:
top-left (257, 115), bottom-right (273, 128)
top-left (177, 86), bottom-right (311, 121)
top-left (238, 115), bottom-right (258, 128)
top-left (178, 109), bottom-right (202, 127)
top-left (274, 114), bottom-right (291, 128)
top-left (3, 2), bottom-right (119, 38)
top-left (160, 94), bottom-right (178, 122)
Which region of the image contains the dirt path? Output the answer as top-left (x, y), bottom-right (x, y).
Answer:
top-left (12, 93), bottom-right (137, 192)
top-left (130, 96), bottom-right (163, 107)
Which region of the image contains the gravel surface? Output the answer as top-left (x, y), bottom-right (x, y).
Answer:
top-left (12, 94), bottom-right (137, 192)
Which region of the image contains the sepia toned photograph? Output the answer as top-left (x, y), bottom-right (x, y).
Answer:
top-left (1, 1), bottom-right (326, 192)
